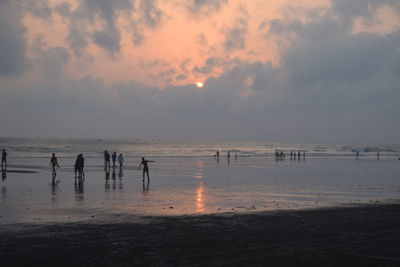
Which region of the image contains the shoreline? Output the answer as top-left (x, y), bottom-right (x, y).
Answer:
top-left (1, 202), bottom-right (400, 266)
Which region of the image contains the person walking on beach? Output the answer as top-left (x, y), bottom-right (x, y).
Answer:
top-left (112, 152), bottom-right (117, 168)
top-left (49, 153), bottom-right (60, 173)
top-left (104, 150), bottom-right (110, 169)
top-left (117, 153), bottom-right (124, 167)
top-left (139, 157), bottom-right (154, 181)
top-left (1, 149), bottom-right (7, 170)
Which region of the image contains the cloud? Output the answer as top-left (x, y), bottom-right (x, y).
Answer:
top-left (0, 1), bottom-right (28, 76)
top-left (33, 42), bottom-right (70, 79)
top-left (22, 0), bottom-right (53, 20)
top-left (185, 0), bottom-right (229, 17)
top-left (66, 24), bottom-right (89, 57)
top-left (139, 0), bottom-right (164, 28)
top-left (92, 27), bottom-right (121, 56)
top-left (55, 2), bottom-right (72, 17)
top-left (223, 5), bottom-right (248, 51)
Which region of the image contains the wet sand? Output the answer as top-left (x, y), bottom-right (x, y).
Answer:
top-left (1, 203), bottom-right (400, 266)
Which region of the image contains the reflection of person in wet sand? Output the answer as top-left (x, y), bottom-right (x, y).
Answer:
top-left (139, 157), bottom-right (154, 181)
top-left (74, 178), bottom-right (84, 202)
top-left (142, 179), bottom-right (150, 193)
top-left (105, 167), bottom-right (110, 180)
top-left (49, 153), bottom-right (60, 174)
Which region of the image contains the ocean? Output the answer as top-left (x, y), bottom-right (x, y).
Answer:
top-left (1, 138), bottom-right (399, 224)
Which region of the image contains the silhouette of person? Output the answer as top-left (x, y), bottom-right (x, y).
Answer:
top-left (104, 150), bottom-right (110, 169)
top-left (216, 150), bottom-right (220, 158)
top-left (377, 152), bottom-right (380, 160)
top-left (49, 153), bottom-right (60, 174)
top-left (112, 152), bottom-right (117, 168)
top-left (227, 150), bottom-right (230, 159)
top-left (75, 154), bottom-right (85, 179)
top-left (139, 157), bottom-right (154, 181)
top-left (117, 153), bottom-right (124, 167)
top-left (74, 154), bottom-right (79, 178)
top-left (356, 151), bottom-right (359, 160)
top-left (1, 149), bottom-right (7, 170)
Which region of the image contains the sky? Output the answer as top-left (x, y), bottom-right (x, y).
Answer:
top-left (1, 0), bottom-right (399, 143)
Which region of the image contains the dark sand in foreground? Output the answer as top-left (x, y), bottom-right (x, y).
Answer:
top-left (1, 203), bottom-right (400, 266)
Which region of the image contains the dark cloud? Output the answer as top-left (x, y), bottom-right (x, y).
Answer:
top-left (36, 46), bottom-right (70, 79)
top-left (0, 1), bottom-right (28, 76)
top-left (64, 0), bottom-right (132, 55)
top-left (193, 57), bottom-right (223, 74)
top-left (185, 0), bottom-right (229, 17)
top-left (223, 5), bottom-right (248, 51)
top-left (140, 0), bottom-right (163, 28)
top-left (22, 0), bottom-right (52, 20)
top-left (55, 2), bottom-right (72, 17)
top-left (92, 28), bottom-right (121, 56)
top-left (66, 24), bottom-right (88, 57)
top-left (330, 0), bottom-right (400, 27)
top-left (83, 0), bottom-right (132, 27)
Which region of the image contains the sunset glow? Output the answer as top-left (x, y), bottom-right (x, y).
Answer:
top-left (0, 0), bottom-right (399, 142)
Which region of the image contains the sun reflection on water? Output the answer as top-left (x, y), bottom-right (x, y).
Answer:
top-left (196, 181), bottom-right (205, 213)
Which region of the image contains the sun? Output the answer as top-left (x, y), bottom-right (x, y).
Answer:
top-left (195, 82), bottom-right (204, 88)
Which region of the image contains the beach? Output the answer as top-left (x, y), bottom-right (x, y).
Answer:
top-left (1, 203), bottom-right (400, 266)
top-left (1, 138), bottom-right (400, 265)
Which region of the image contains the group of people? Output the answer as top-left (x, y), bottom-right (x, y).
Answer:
top-left (48, 151), bottom-right (155, 181)
top-left (103, 150), bottom-right (124, 169)
top-left (49, 153), bottom-right (85, 179)
top-left (213, 150), bottom-right (237, 160)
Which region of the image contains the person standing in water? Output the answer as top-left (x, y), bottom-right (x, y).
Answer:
top-left (75, 154), bottom-right (85, 179)
top-left (112, 152), bottom-right (117, 168)
top-left (139, 157), bottom-right (154, 181)
top-left (49, 153), bottom-right (60, 173)
top-left (1, 149), bottom-right (7, 170)
top-left (104, 150), bottom-right (110, 169)
top-left (117, 153), bottom-right (124, 167)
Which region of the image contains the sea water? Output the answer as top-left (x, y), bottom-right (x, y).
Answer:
top-left (0, 138), bottom-right (399, 224)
